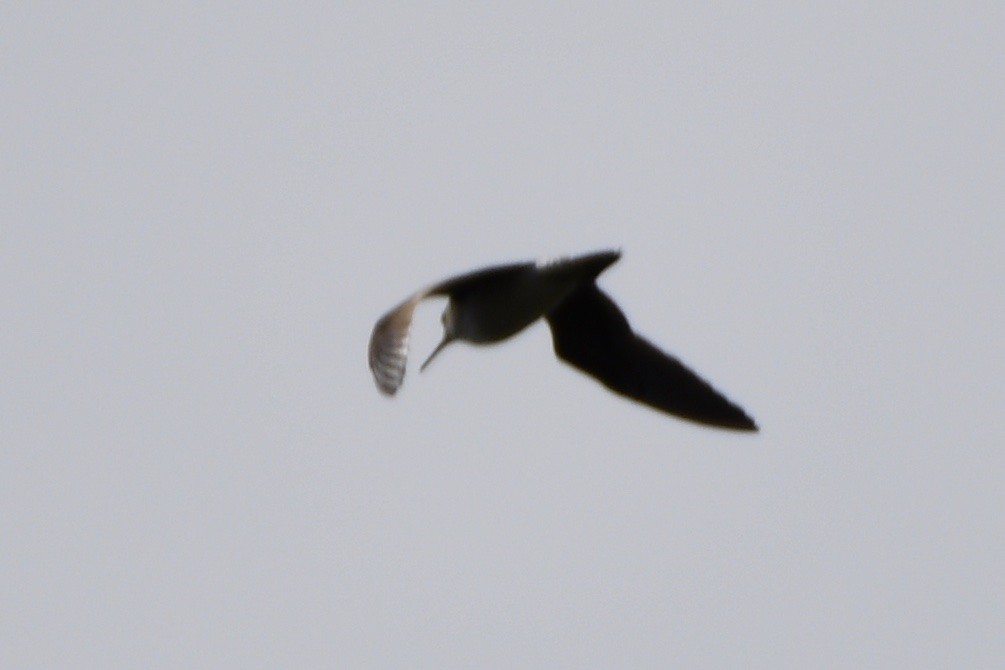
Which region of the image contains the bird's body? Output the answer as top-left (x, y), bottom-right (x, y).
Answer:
top-left (435, 251), bottom-right (620, 343)
top-left (368, 250), bottom-right (757, 431)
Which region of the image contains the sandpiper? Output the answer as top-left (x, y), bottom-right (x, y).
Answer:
top-left (368, 250), bottom-right (757, 430)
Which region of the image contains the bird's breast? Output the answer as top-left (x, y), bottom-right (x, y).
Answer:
top-left (454, 271), bottom-right (583, 343)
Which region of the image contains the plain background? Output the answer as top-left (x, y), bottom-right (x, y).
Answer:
top-left (3, 3), bottom-right (1002, 668)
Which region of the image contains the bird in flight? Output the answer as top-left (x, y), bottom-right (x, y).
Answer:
top-left (368, 250), bottom-right (757, 430)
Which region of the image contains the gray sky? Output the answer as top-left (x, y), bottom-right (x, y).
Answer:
top-left (3, 3), bottom-right (1002, 668)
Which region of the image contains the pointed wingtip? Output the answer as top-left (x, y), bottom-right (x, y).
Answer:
top-left (728, 415), bottom-right (759, 432)
top-left (672, 404), bottom-right (758, 432)
top-left (714, 404), bottom-right (758, 432)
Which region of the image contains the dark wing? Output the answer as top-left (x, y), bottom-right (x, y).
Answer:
top-left (545, 284), bottom-right (757, 430)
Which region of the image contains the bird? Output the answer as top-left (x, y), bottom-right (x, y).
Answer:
top-left (368, 250), bottom-right (757, 430)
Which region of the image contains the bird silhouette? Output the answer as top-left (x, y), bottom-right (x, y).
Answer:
top-left (369, 250), bottom-right (757, 430)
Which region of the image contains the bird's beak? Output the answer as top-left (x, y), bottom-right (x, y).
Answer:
top-left (420, 335), bottom-right (452, 372)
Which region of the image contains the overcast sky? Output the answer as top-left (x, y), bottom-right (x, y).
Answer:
top-left (2, 3), bottom-right (1003, 668)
